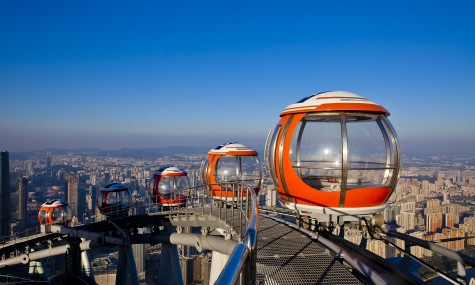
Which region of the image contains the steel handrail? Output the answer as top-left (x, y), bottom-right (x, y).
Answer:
top-left (380, 227), bottom-right (475, 269)
top-left (380, 227), bottom-right (475, 283)
top-left (215, 183), bottom-right (259, 285)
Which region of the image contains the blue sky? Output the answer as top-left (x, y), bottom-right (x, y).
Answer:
top-left (0, 1), bottom-right (474, 154)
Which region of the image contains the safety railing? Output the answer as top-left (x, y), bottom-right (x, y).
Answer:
top-left (94, 181), bottom-right (259, 284)
top-left (2, 182), bottom-right (258, 284)
top-left (258, 206), bottom-right (475, 285)
top-left (0, 226), bottom-right (42, 246)
top-left (94, 182), bottom-right (252, 238)
top-left (215, 184), bottom-right (259, 285)
top-left (379, 227), bottom-right (475, 285)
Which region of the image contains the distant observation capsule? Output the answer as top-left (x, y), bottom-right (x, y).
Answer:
top-left (264, 91), bottom-right (400, 224)
top-left (38, 199), bottom-right (72, 225)
top-left (148, 166), bottom-right (189, 207)
top-left (200, 142), bottom-right (263, 203)
top-left (96, 182), bottom-right (132, 218)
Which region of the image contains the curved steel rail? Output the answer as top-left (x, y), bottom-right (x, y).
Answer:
top-left (215, 184), bottom-right (259, 285)
top-left (260, 206), bottom-right (475, 285)
top-left (378, 226), bottom-right (475, 284)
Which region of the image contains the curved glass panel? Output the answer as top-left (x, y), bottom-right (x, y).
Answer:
top-left (147, 177), bottom-right (156, 197)
top-left (96, 192), bottom-right (104, 208)
top-left (216, 156), bottom-right (238, 183)
top-left (346, 115), bottom-right (389, 188)
top-left (241, 155), bottom-right (261, 189)
top-left (289, 113), bottom-right (398, 194)
top-left (267, 124), bottom-right (281, 187)
top-left (52, 208), bottom-right (62, 221)
top-left (175, 176), bottom-right (190, 190)
top-left (106, 192), bottom-right (117, 205)
top-left (290, 115), bottom-right (342, 191)
top-left (199, 158), bottom-right (209, 185)
top-left (159, 176), bottom-right (173, 195)
top-left (64, 207), bottom-right (72, 221)
top-left (39, 210), bottom-right (47, 224)
top-left (380, 117), bottom-right (398, 186)
top-left (118, 190), bottom-right (131, 206)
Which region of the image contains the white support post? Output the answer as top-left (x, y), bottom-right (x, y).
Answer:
top-left (209, 251), bottom-right (230, 285)
top-left (81, 250), bottom-right (94, 279)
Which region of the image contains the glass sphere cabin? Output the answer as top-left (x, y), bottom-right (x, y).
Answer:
top-left (265, 91), bottom-right (400, 221)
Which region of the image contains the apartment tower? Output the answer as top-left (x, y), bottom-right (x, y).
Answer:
top-left (0, 151), bottom-right (11, 237)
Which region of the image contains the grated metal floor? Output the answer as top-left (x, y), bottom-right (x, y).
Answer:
top-left (256, 216), bottom-right (363, 285)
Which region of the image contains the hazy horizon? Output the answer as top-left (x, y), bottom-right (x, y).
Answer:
top-left (4, 137), bottom-right (475, 157)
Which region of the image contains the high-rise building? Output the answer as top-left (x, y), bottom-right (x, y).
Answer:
top-left (77, 187), bottom-right (86, 223)
top-left (17, 176), bottom-right (28, 222)
top-left (426, 213), bottom-right (443, 233)
top-left (0, 151), bottom-right (11, 237)
top-left (63, 170), bottom-right (85, 222)
top-left (46, 151), bottom-right (52, 169)
top-left (102, 171), bottom-right (111, 184)
top-left (384, 203), bottom-right (399, 224)
top-left (67, 175), bottom-right (79, 218)
top-left (133, 243), bottom-right (145, 280)
top-left (409, 231), bottom-right (432, 258)
top-left (91, 174), bottom-right (98, 186)
top-left (46, 151), bottom-right (53, 185)
top-left (426, 198), bottom-right (441, 210)
top-left (443, 213), bottom-right (459, 228)
top-left (398, 212), bottom-right (416, 230)
top-left (421, 180), bottom-right (430, 191)
top-left (25, 160), bottom-right (33, 176)
top-left (179, 254), bottom-right (212, 285)
top-left (460, 216), bottom-right (475, 246)
top-left (366, 238), bottom-right (397, 259)
top-left (457, 170), bottom-right (463, 184)
top-left (441, 228), bottom-right (464, 251)
top-left (87, 185), bottom-right (97, 212)
top-left (400, 201), bottom-right (415, 213)
top-left (442, 193), bottom-right (450, 205)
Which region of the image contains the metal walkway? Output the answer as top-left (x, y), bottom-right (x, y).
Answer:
top-left (256, 215), bottom-right (363, 285)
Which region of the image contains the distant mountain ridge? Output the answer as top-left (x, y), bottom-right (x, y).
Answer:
top-left (10, 146), bottom-right (213, 160)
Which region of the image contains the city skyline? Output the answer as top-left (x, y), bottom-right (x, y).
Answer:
top-left (2, 138), bottom-right (475, 283)
top-left (1, 1), bottom-right (474, 155)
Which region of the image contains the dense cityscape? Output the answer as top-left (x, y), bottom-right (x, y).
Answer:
top-left (1, 149), bottom-right (475, 283)
top-left (348, 154), bottom-right (475, 260)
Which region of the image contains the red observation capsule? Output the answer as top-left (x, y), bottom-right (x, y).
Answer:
top-left (148, 166), bottom-right (189, 207)
top-left (264, 91), bottom-right (400, 223)
top-left (38, 199), bottom-right (72, 225)
top-left (200, 142), bottom-right (262, 202)
top-left (96, 182), bottom-right (132, 218)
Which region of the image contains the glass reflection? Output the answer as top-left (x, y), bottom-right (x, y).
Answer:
top-left (290, 113), bottom-right (397, 192)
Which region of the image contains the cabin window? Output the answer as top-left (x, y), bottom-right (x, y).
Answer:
top-left (216, 156), bottom-right (238, 183)
top-left (289, 113), bottom-right (398, 192)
